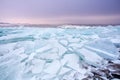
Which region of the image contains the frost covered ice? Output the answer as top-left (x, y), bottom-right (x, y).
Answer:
top-left (0, 26), bottom-right (120, 80)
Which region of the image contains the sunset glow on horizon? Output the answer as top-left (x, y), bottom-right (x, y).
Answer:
top-left (0, 0), bottom-right (120, 25)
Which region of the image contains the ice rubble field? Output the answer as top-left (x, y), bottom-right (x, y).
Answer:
top-left (0, 26), bottom-right (120, 80)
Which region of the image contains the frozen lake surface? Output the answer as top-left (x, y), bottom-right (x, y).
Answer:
top-left (0, 26), bottom-right (120, 80)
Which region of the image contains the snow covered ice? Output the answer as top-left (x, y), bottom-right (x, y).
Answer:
top-left (0, 26), bottom-right (120, 80)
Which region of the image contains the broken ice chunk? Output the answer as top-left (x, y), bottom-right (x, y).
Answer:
top-left (35, 47), bottom-right (59, 61)
top-left (0, 49), bottom-right (9, 56)
top-left (44, 60), bottom-right (61, 75)
top-left (59, 67), bottom-right (71, 75)
top-left (41, 32), bottom-right (51, 39)
top-left (69, 43), bottom-right (83, 50)
top-left (78, 48), bottom-right (103, 66)
top-left (48, 39), bottom-right (67, 57)
top-left (27, 52), bottom-right (36, 61)
top-left (0, 43), bottom-right (16, 54)
top-left (61, 54), bottom-right (80, 71)
top-left (35, 44), bottom-right (52, 53)
top-left (31, 59), bottom-right (45, 74)
top-left (84, 39), bottom-right (119, 60)
top-left (59, 39), bottom-right (69, 46)
top-left (111, 39), bottom-right (120, 48)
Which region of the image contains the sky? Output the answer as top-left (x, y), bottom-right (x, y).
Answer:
top-left (0, 0), bottom-right (120, 25)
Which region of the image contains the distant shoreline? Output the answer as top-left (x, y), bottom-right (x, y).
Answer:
top-left (0, 22), bottom-right (120, 27)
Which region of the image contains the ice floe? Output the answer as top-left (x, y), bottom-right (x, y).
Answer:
top-left (0, 26), bottom-right (120, 80)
